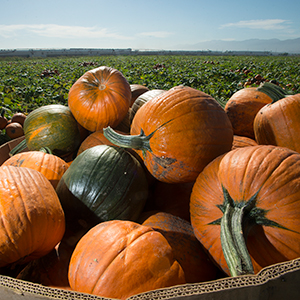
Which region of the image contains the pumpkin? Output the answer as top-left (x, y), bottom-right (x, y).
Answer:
top-left (139, 211), bottom-right (219, 283)
top-left (11, 112), bottom-right (27, 126)
top-left (224, 82), bottom-right (289, 139)
top-left (2, 150), bottom-right (69, 189)
top-left (76, 129), bottom-right (116, 156)
top-left (129, 89), bottom-right (166, 123)
top-left (12, 104), bottom-right (81, 157)
top-left (190, 145), bottom-right (300, 277)
top-left (231, 135), bottom-right (258, 150)
top-left (56, 145), bottom-right (149, 234)
top-left (254, 93), bottom-right (300, 153)
top-left (0, 166), bottom-right (65, 268)
top-left (5, 122), bottom-right (24, 139)
top-left (68, 66), bottom-right (131, 132)
top-left (130, 84), bottom-right (149, 106)
top-left (68, 220), bottom-right (185, 299)
top-left (104, 85), bottom-right (233, 183)
top-left (0, 109), bottom-right (8, 130)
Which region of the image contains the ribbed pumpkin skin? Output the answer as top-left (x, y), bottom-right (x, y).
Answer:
top-left (254, 94), bottom-right (300, 153)
top-left (129, 89), bottom-right (166, 123)
top-left (56, 145), bottom-right (149, 233)
top-left (0, 166), bottom-right (65, 268)
top-left (68, 66), bottom-right (131, 132)
top-left (225, 87), bottom-right (272, 139)
top-left (231, 135), bottom-right (258, 150)
top-left (68, 220), bottom-right (185, 300)
top-left (23, 104), bottom-right (80, 156)
top-left (190, 145), bottom-right (300, 276)
top-left (2, 151), bottom-right (69, 189)
top-left (130, 85), bottom-right (233, 183)
top-left (130, 84), bottom-right (149, 106)
top-left (140, 212), bottom-right (218, 283)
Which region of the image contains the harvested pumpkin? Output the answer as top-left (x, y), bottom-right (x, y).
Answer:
top-left (56, 145), bottom-right (149, 234)
top-left (0, 166), bottom-right (65, 268)
top-left (5, 122), bottom-right (24, 139)
top-left (254, 93), bottom-right (300, 153)
top-left (104, 85), bottom-right (233, 183)
top-left (68, 220), bottom-right (185, 300)
top-left (231, 135), bottom-right (258, 150)
top-left (190, 145), bottom-right (300, 277)
top-left (68, 66), bottom-right (131, 132)
top-left (10, 104), bottom-right (81, 158)
top-left (130, 84), bottom-right (149, 106)
top-left (76, 129), bottom-right (116, 156)
top-left (11, 112), bottom-right (27, 127)
top-left (224, 82), bottom-right (289, 139)
top-left (139, 211), bottom-right (219, 283)
top-left (2, 150), bottom-right (69, 189)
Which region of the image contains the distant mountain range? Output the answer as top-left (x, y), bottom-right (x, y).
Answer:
top-left (174, 38), bottom-right (300, 54)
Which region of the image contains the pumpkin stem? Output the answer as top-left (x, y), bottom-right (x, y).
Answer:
top-left (220, 186), bottom-right (255, 277)
top-left (257, 82), bottom-right (290, 104)
top-left (103, 119), bottom-right (175, 153)
top-left (39, 147), bottom-right (53, 154)
top-left (9, 139), bottom-right (27, 157)
top-left (103, 127), bottom-right (152, 152)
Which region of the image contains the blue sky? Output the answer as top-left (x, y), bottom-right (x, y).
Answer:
top-left (1, 0), bottom-right (299, 50)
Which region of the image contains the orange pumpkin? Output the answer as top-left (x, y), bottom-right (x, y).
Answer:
top-left (190, 145), bottom-right (300, 277)
top-left (5, 122), bottom-right (24, 139)
top-left (139, 211), bottom-right (219, 283)
top-left (11, 112), bottom-right (27, 127)
top-left (68, 220), bottom-right (185, 299)
top-left (77, 130), bottom-right (116, 156)
top-left (104, 85), bottom-right (233, 183)
top-left (224, 82), bottom-right (288, 139)
top-left (0, 166), bottom-right (65, 268)
top-left (231, 135), bottom-right (258, 150)
top-left (68, 66), bottom-right (132, 132)
top-left (254, 93), bottom-right (300, 153)
top-left (2, 151), bottom-right (69, 189)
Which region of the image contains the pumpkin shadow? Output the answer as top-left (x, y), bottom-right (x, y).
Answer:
top-left (247, 225), bottom-right (289, 270)
top-left (56, 176), bottom-right (103, 236)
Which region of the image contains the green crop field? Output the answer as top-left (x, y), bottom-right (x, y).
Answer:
top-left (1, 55), bottom-right (299, 117)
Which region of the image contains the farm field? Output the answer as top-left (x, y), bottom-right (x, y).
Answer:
top-left (0, 54), bottom-right (299, 145)
top-left (1, 54), bottom-right (299, 115)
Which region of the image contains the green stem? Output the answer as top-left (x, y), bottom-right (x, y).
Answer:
top-left (257, 82), bottom-right (290, 104)
top-left (9, 139), bottom-right (27, 157)
top-left (220, 203), bottom-right (254, 277)
top-left (103, 127), bottom-right (153, 152)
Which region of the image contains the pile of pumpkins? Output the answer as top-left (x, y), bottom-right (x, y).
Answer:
top-left (1, 65), bottom-right (300, 300)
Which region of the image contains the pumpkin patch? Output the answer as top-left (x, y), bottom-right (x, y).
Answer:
top-left (0, 60), bottom-right (299, 299)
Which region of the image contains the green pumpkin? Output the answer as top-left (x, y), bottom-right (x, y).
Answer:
top-left (23, 104), bottom-right (81, 156)
top-left (56, 145), bottom-right (149, 233)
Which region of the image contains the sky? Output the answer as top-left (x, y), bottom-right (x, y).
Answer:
top-left (1, 0), bottom-right (300, 51)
